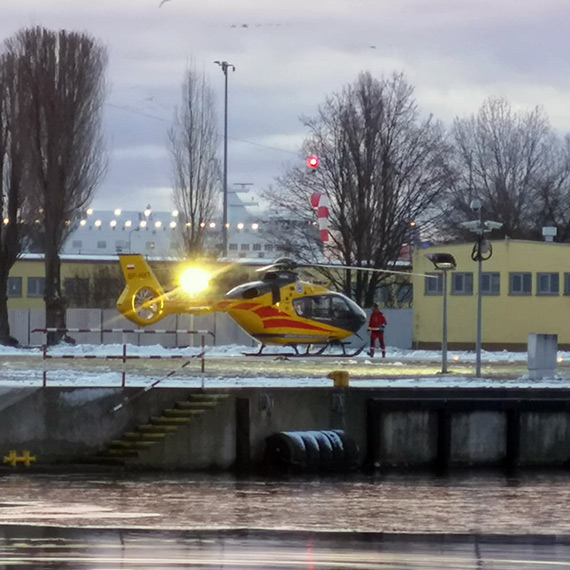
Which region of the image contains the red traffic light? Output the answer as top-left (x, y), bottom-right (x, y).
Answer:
top-left (306, 155), bottom-right (320, 169)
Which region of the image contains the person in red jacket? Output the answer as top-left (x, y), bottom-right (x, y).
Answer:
top-left (368, 304), bottom-right (387, 357)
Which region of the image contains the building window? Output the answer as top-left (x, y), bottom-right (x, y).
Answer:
top-left (27, 277), bottom-right (45, 298)
top-left (537, 272), bottom-right (559, 296)
top-left (509, 272), bottom-right (532, 295)
top-left (96, 240), bottom-right (106, 249)
top-left (64, 278), bottom-right (90, 305)
top-left (240, 243), bottom-right (250, 251)
top-left (64, 277), bottom-right (89, 296)
top-left (425, 273), bottom-right (442, 295)
top-left (7, 277), bottom-right (22, 298)
top-left (257, 252), bottom-right (265, 258)
top-left (264, 244), bottom-right (273, 252)
top-left (564, 273), bottom-right (570, 295)
top-left (115, 240), bottom-right (128, 252)
top-left (482, 272), bottom-right (500, 295)
top-left (229, 243), bottom-right (238, 251)
top-left (72, 240), bottom-right (82, 249)
top-left (253, 243), bottom-right (262, 251)
top-left (451, 272), bottom-right (473, 295)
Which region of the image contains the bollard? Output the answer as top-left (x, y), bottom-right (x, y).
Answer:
top-left (327, 370), bottom-right (349, 388)
top-left (528, 333), bottom-right (558, 379)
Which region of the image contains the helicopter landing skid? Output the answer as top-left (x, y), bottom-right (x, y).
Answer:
top-left (243, 342), bottom-right (366, 358)
top-left (304, 342), bottom-right (367, 358)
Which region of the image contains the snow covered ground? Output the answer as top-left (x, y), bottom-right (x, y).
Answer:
top-left (0, 343), bottom-right (568, 389)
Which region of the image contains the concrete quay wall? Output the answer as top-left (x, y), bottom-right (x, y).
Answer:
top-left (1, 386), bottom-right (570, 470)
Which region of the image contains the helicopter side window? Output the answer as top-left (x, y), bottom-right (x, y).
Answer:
top-left (243, 287), bottom-right (260, 299)
top-left (226, 281), bottom-right (271, 300)
top-left (311, 296), bottom-right (332, 320)
top-left (293, 297), bottom-right (311, 317)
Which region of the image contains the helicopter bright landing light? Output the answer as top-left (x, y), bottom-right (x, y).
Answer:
top-left (179, 267), bottom-right (211, 295)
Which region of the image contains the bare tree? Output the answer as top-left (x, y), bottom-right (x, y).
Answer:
top-left (168, 66), bottom-right (220, 258)
top-left (7, 27), bottom-right (107, 344)
top-left (267, 72), bottom-right (452, 306)
top-left (533, 134), bottom-right (570, 242)
top-left (441, 97), bottom-right (555, 239)
top-left (0, 50), bottom-right (31, 346)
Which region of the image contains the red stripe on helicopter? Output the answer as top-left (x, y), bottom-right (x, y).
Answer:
top-left (262, 318), bottom-right (329, 331)
top-left (254, 306), bottom-right (289, 318)
top-left (219, 301), bottom-right (260, 311)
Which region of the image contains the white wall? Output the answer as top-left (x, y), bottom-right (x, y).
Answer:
top-left (8, 308), bottom-right (414, 349)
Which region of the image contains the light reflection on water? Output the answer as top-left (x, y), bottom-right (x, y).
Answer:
top-left (2, 529), bottom-right (568, 569)
top-left (0, 470), bottom-right (568, 535)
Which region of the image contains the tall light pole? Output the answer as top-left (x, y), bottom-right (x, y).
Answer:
top-left (214, 60), bottom-right (235, 258)
top-left (461, 199), bottom-right (502, 377)
top-left (427, 253), bottom-right (457, 374)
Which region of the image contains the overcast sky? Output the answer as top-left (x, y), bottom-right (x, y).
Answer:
top-left (3, 0), bottom-right (570, 214)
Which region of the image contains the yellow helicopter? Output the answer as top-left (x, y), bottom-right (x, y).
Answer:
top-left (116, 254), bottom-right (408, 356)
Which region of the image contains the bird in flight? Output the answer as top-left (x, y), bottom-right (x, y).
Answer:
top-left (158, 0), bottom-right (171, 7)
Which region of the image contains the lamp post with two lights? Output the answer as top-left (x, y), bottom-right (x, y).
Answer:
top-left (460, 199), bottom-right (503, 377)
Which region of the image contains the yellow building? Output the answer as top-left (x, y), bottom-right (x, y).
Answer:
top-left (7, 255), bottom-right (189, 310)
top-left (6, 255), bottom-right (124, 310)
top-left (413, 239), bottom-right (570, 351)
top-left (6, 254), bottom-right (255, 310)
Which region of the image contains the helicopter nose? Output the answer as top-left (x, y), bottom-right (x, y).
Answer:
top-left (344, 309), bottom-right (367, 334)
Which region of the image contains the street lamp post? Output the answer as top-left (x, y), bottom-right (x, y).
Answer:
top-left (128, 227), bottom-right (140, 253)
top-left (475, 204), bottom-right (484, 377)
top-left (461, 199), bottom-right (503, 377)
top-left (214, 60), bottom-right (235, 258)
top-left (427, 253), bottom-right (457, 374)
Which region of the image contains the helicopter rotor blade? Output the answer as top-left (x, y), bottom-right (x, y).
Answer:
top-left (255, 263), bottom-right (279, 273)
top-left (312, 263), bottom-right (435, 279)
top-left (253, 257), bottom-right (435, 278)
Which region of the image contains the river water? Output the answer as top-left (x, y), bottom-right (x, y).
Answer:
top-left (1, 470), bottom-right (570, 567)
top-left (0, 469), bottom-right (568, 535)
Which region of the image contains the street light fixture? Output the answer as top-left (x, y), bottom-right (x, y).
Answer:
top-left (426, 252), bottom-right (457, 374)
top-left (214, 60), bottom-right (235, 258)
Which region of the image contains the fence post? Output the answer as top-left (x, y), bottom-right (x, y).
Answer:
top-left (201, 333), bottom-right (206, 386)
top-left (42, 330), bottom-right (47, 387)
top-left (121, 331), bottom-right (127, 387)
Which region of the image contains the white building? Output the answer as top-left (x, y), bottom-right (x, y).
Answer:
top-left (61, 206), bottom-right (181, 258)
top-left (61, 193), bottom-right (294, 261)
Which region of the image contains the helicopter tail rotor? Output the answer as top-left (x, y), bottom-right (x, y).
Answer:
top-left (117, 254), bottom-right (166, 326)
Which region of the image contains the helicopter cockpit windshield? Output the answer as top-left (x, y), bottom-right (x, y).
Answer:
top-left (293, 293), bottom-right (366, 333)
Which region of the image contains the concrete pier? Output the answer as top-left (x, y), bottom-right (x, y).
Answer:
top-left (2, 387), bottom-right (570, 471)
